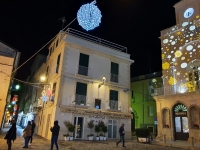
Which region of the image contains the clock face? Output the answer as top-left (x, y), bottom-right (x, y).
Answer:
top-left (183, 8), bottom-right (194, 18)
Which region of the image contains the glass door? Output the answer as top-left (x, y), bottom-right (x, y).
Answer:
top-left (74, 117), bottom-right (84, 139)
top-left (108, 120), bottom-right (117, 139)
top-left (174, 116), bottom-right (189, 140)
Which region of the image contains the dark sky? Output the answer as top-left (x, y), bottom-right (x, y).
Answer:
top-left (0, 0), bottom-right (180, 80)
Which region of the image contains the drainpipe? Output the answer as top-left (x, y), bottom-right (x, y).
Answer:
top-left (142, 80), bottom-right (144, 125)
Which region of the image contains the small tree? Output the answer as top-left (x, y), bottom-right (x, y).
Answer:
top-left (98, 121), bottom-right (105, 135)
top-left (102, 125), bottom-right (108, 137)
top-left (63, 121), bottom-right (75, 137)
top-left (95, 124), bottom-right (101, 137)
top-left (87, 120), bottom-right (94, 136)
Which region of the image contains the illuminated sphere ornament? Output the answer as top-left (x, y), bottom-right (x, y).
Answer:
top-left (77, 0), bottom-right (102, 31)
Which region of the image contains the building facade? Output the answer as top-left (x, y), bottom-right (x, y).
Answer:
top-left (131, 72), bottom-right (162, 134)
top-left (17, 54), bottom-right (46, 128)
top-left (32, 29), bottom-right (134, 140)
top-left (154, 0), bottom-right (200, 141)
top-left (0, 42), bottom-right (20, 129)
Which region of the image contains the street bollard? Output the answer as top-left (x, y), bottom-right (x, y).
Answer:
top-left (162, 134), bottom-right (166, 146)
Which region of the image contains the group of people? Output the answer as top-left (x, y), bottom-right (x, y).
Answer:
top-left (4, 120), bottom-right (35, 149)
top-left (4, 120), bottom-right (125, 150)
top-left (22, 120), bottom-right (36, 148)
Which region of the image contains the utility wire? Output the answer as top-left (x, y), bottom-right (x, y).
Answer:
top-left (11, 17), bottom-right (77, 75)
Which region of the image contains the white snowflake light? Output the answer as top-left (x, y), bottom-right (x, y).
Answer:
top-left (77, 1), bottom-right (102, 31)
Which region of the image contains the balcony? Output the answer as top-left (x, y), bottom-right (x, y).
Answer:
top-left (153, 83), bottom-right (200, 96)
top-left (33, 99), bottom-right (43, 112)
top-left (108, 100), bottom-right (118, 110)
top-left (61, 94), bottom-right (90, 107)
top-left (110, 73), bottom-right (119, 83)
top-left (77, 65), bottom-right (91, 77)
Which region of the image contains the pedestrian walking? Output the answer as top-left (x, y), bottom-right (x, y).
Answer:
top-left (22, 121), bottom-right (32, 148)
top-left (4, 120), bottom-right (16, 150)
top-left (29, 120), bottom-right (36, 145)
top-left (50, 120), bottom-right (60, 150)
top-left (116, 123), bottom-right (125, 148)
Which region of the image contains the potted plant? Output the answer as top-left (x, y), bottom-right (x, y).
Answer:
top-left (135, 128), bottom-right (150, 143)
top-left (164, 124), bottom-right (169, 128)
top-left (102, 125), bottom-right (108, 140)
top-left (80, 100), bottom-right (84, 105)
top-left (63, 121), bottom-right (75, 141)
top-left (95, 124), bottom-right (100, 140)
top-left (87, 120), bottom-right (94, 140)
top-left (63, 133), bottom-right (70, 141)
top-left (98, 121), bottom-right (105, 141)
top-left (194, 124), bottom-right (199, 129)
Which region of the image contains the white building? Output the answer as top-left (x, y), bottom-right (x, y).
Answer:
top-left (0, 42), bottom-right (20, 129)
top-left (34, 29), bottom-right (134, 140)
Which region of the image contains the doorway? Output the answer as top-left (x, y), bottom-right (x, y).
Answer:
top-left (74, 117), bottom-right (84, 139)
top-left (173, 103), bottom-right (189, 141)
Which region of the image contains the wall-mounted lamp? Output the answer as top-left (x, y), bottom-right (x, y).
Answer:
top-left (98, 76), bottom-right (106, 88)
top-left (123, 88), bottom-right (129, 92)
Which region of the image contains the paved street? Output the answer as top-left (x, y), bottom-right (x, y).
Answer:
top-left (0, 125), bottom-right (187, 150)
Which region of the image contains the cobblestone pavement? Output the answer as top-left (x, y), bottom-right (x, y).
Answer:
top-left (0, 125), bottom-right (187, 150)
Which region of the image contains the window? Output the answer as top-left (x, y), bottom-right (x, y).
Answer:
top-left (110, 62), bottom-right (119, 83)
top-left (51, 82), bottom-right (56, 102)
top-left (109, 90), bottom-right (118, 109)
top-left (94, 99), bottom-right (101, 109)
top-left (75, 82), bottom-right (87, 105)
top-left (148, 106), bottom-right (154, 117)
top-left (108, 120), bottom-right (117, 138)
top-left (78, 53), bottom-right (89, 76)
top-left (56, 53), bottom-right (61, 73)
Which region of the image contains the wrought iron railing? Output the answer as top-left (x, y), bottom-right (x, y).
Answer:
top-left (61, 94), bottom-right (88, 106)
top-left (65, 28), bottom-right (127, 53)
top-left (78, 65), bottom-right (91, 76)
top-left (153, 84), bottom-right (200, 96)
top-left (110, 73), bottom-right (119, 83)
top-left (109, 100), bottom-right (118, 110)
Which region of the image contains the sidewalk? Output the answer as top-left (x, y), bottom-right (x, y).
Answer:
top-left (0, 125), bottom-right (190, 150)
top-left (151, 138), bottom-right (200, 150)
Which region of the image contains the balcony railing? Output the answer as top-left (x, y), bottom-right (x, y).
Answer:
top-left (66, 28), bottom-right (128, 53)
top-left (77, 65), bottom-right (91, 76)
top-left (110, 73), bottom-right (119, 83)
top-left (109, 100), bottom-right (118, 110)
top-left (153, 84), bottom-right (200, 96)
top-left (61, 94), bottom-right (89, 106)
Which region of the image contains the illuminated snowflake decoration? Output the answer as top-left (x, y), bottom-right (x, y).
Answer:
top-left (77, 1), bottom-right (102, 31)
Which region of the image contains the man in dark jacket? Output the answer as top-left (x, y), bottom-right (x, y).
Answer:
top-left (50, 120), bottom-right (60, 150)
top-left (29, 120), bottom-right (36, 145)
top-left (4, 120), bottom-right (16, 150)
top-left (116, 123), bottom-right (125, 147)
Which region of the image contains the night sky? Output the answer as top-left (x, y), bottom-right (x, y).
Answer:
top-left (0, 0), bottom-right (180, 80)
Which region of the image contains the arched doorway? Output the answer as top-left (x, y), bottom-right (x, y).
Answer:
top-left (173, 103), bottom-right (189, 141)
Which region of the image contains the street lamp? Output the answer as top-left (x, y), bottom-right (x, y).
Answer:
top-left (40, 75), bottom-right (46, 83)
top-left (98, 76), bottom-right (106, 88)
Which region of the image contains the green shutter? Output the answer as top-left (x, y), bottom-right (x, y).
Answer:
top-left (109, 90), bottom-right (118, 101)
top-left (76, 82), bottom-right (87, 96)
top-left (79, 53), bottom-right (89, 67)
top-left (111, 62), bottom-right (119, 75)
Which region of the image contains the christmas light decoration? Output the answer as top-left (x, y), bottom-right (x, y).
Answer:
top-left (77, 0), bottom-right (102, 31)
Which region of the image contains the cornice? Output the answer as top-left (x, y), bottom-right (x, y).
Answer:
top-left (60, 105), bottom-right (132, 119)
